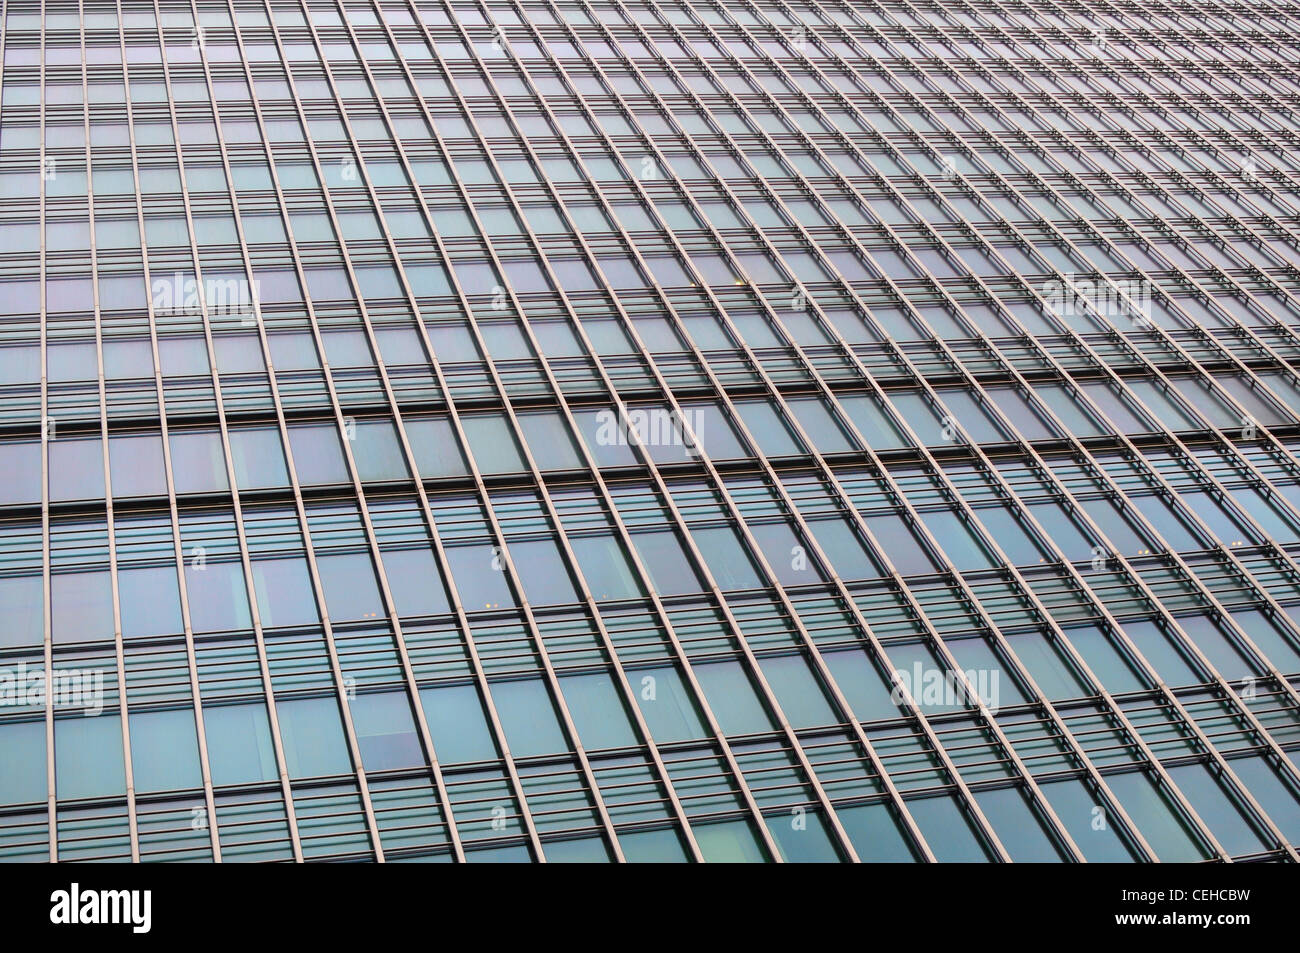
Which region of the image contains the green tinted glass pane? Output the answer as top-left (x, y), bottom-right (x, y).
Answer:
top-left (418, 684), bottom-right (499, 764)
top-left (766, 810), bottom-right (843, 862)
top-left (1041, 778), bottom-right (1140, 863)
top-left (693, 818), bottom-right (770, 863)
top-left (694, 660), bottom-right (775, 735)
top-left (836, 802), bottom-right (921, 862)
top-left (628, 665), bottom-right (708, 743)
top-left (1106, 771), bottom-right (1212, 862)
top-left (618, 826), bottom-right (691, 863)
top-left (489, 678), bottom-right (569, 757)
top-left (906, 794), bottom-right (995, 863)
top-left (559, 672), bottom-right (639, 750)
top-left (973, 786), bottom-right (1068, 862)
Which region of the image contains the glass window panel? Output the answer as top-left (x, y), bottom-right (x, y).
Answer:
top-left (1006, 631), bottom-right (1089, 700)
top-left (974, 786), bottom-right (1069, 862)
top-left (518, 412), bottom-right (584, 470)
top-left (0, 442), bottom-right (42, 504)
top-left (1172, 614), bottom-right (1258, 681)
top-left (630, 530), bottom-right (705, 595)
top-left (617, 826), bottom-right (691, 863)
top-left (489, 677), bottom-right (569, 757)
top-left (1227, 755), bottom-right (1300, 844)
top-left (838, 394), bottom-right (909, 449)
top-left (1166, 762), bottom-right (1269, 857)
top-left (418, 683), bottom-right (499, 764)
top-left (690, 525), bottom-right (764, 590)
top-left (693, 818), bottom-right (771, 862)
top-left (1226, 609), bottom-right (1300, 673)
top-left (288, 422), bottom-right (350, 485)
top-left (316, 552), bottom-right (385, 622)
top-left (51, 570), bottom-right (115, 643)
top-left (822, 647), bottom-right (905, 722)
top-left (748, 521), bottom-right (825, 585)
top-left (461, 415), bottom-right (527, 475)
top-left (1040, 778), bottom-right (1140, 862)
top-left (507, 538), bottom-right (579, 606)
top-left (864, 513), bottom-right (939, 575)
top-left (558, 672), bottom-right (640, 750)
top-left (1106, 770), bottom-right (1212, 862)
top-left (118, 565), bottom-right (184, 638)
top-left (129, 708), bottom-right (203, 793)
top-left (1122, 619), bottom-right (1205, 686)
top-left (203, 703), bottom-right (278, 786)
top-left (353, 420), bottom-right (410, 481)
top-left (569, 534), bottom-right (646, 601)
top-left (229, 427), bottom-right (290, 489)
top-left (734, 401), bottom-right (806, 456)
top-left (1026, 502), bottom-right (1096, 563)
top-left (381, 547), bottom-right (452, 617)
top-left (446, 545), bottom-right (516, 611)
top-left (694, 660), bottom-right (775, 735)
top-left (787, 398), bottom-right (858, 453)
top-left (917, 509), bottom-right (997, 571)
top-left (352, 691), bottom-right (425, 771)
top-left (277, 696), bottom-right (353, 779)
top-left (757, 653), bottom-right (838, 728)
top-left (405, 417), bottom-right (469, 478)
top-left (628, 665), bottom-right (707, 743)
top-left (251, 557), bottom-right (320, 627)
top-left (884, 641), bottom-right (971, 715)
top-left (0, 574), bottom-right (44, 648)
top-left (906, 794), bottom-right (995, 862)
top-left (55, 713), bottom-right (126, 800)
top-left (836, 801), bottom-right (921, 862)
top-left (49, 437), bottom-right (106, 502)
top-left (170, 430), bottom-right (229, 493)
top-left (0, 721), bottom-right (47, 805)
top-left (765, 810), bottom-right (842, 862)
top-left (186, 560), bottom-right (252, 632)
top-left (806, 517), bottom-right (886, 580)
top-left (108, 434), bottom-right (168, 497)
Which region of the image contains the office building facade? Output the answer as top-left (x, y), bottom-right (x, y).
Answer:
top-left (2, 0), bottom-right (1300, 862)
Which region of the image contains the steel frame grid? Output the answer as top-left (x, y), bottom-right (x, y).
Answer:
top-left (0, 0), bottom-right (1299, 862)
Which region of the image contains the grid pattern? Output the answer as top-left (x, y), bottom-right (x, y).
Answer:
top-left (2, 0), bottom-right (1300, 863)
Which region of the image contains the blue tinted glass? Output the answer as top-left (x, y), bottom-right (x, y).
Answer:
top-left (56, 714), bottom-right (126, 800)
top-left (203, 703), bottom-right (278, 785)
top-left (129, 708), bottom-right (203, 793)
top-left (352, 692), bottom-right (425, 771)
top-left (277, 696), bottom-right (352, 779)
